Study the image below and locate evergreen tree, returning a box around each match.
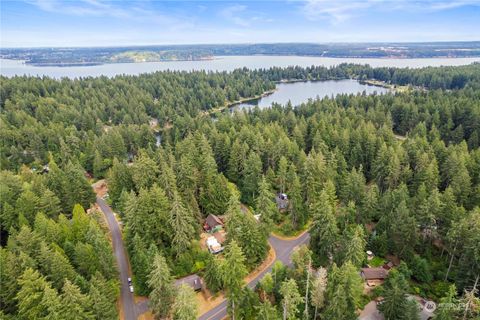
[255,176,278,233]
[106,158,133,207]
[89,272,118,320]
[389,200,418,259]
[241,151,263,205]
[170,191,196,257]
[15,188,40,225]
[131,150,159,190]
[337,225,366,267]
[286,164,304,229]
[16,268,52,320]
[379,271,419,320]
[148,253,175,319]
[433,285,458,320]
[304,149,327,206]
[41,284,63,320]
[37,188,62,218]
[324,262,363,320]
[221,240,248,320]
[310,189,338,265]
[276,156,288,194]
[226,195,268,266]
[172,284,198,320]
[311,267,328,320]
[204,256,223,293]
[59,280,93,320]
[255,300,279,320]
[279,278,302,320]
[63,162,96,213]
[38,242,77,290]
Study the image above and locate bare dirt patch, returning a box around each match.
[197,289,226,317]
[117,299,125,320]
[92,179,108,197]
[137,311,154,320]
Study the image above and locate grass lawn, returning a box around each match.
[273,219,311,238]
[369,256,387,267]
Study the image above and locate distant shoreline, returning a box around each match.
[2,53,480,68]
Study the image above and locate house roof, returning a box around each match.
[205,214,223,229]
[361,267,388,280]
[175,274,203,291]
[206,236,223,253]
[212,231,226,244]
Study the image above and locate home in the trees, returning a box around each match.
[175,274,204,292]
[361,267,389,287]
[203,214,224,233]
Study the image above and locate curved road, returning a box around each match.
[198,233,310,320]
[97,197,310,320]
[97,197,138,320]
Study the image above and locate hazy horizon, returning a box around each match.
[3,40,480,50]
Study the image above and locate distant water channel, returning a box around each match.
[231,79,391,111]
[1,56,479,78]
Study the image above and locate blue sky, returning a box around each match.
[1,0,480,47]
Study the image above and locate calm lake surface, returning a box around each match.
[232,79,390,111]
[1,56,479,78]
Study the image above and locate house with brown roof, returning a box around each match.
[361,267,389,280]
[361,267,389,288]
[175,274,203,292]
[203,214,224,232]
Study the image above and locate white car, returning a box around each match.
[129,285,134,293]
[127,277,132,285]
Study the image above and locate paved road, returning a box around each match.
[198,232,310,320]
[97,196,310,320]
[97,197,137,320]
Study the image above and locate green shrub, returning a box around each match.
[369,256,386,267]
[411,255,433,283]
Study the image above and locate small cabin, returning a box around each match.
[360,267,388,280]
[175,274,203,292]
[203,214,224,233]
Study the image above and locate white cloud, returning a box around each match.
[301,0,480,24]
[27,0,132,18]
[302,0,377,23]
[220,4,250,27]
[25,0,193,30]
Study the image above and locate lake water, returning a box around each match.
[1,56,479,78]
[231,79,391,111]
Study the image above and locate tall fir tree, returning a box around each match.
[170,191,196,258]
[255,175,278,234]
[172,284,198,320]
[148,253,175,319]
[279,278,302,320]
[310,189,338,265]
[221,240,248,320]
